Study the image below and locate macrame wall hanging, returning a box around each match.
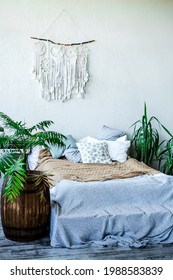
[31,9,95,102]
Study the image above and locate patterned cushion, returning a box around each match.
[99,125,125,141]
[78,136,130,163]
[64,148,82,163]
[77,142,112,164]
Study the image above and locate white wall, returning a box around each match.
[0,0,173,139]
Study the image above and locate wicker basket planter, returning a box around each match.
[1,171,50,242]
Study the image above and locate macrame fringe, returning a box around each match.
[32,40,89,102]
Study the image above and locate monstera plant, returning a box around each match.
[0,111,65,202]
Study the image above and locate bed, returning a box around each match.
[36,149,173,249]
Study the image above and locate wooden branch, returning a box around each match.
[30,36,95,46]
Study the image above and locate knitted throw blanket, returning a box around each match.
[36,149,160,186]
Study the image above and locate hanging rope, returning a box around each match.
[31,9,95,46]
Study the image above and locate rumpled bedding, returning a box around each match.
[36,149,159,185]
[50,173,173,248]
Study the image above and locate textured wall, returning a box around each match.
[0,0,173,139]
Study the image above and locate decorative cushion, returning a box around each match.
[27,146,43,170]
[65,135,78,149]
[48,144,65,159]
[64,148,82,163]
[99,125,126,141]
[76,142,112,164]
[77,136,130,163]
[105,140,130,162]
[48,135,77,158]
[116,135,127,141]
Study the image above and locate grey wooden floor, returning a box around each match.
[1,219,173,260]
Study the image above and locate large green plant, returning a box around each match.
[157,137,173,175]
[131,102,172,167]
[0,112,65,202]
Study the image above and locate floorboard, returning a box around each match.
[0,219,173,260]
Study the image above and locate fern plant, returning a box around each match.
[0,112,66,202]
[131,102,172,167]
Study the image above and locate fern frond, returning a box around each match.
[0,112,24,131]
[0,151,19,174]
[3,157,27,202]
[33,172,53,201]
[28,120,54,133]
[25,131,66,150]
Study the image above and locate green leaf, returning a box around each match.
[130,102,173,170]
[28,120,54,132]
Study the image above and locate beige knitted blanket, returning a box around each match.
[36,149,160,186]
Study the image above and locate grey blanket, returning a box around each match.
[50,173,173,248]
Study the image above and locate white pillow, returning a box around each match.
[116,135,127,142]
[76,142,112,164]
[105,140,130,162]
[27,146,42,170]
[77,136,130,163]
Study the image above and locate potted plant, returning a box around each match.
[130,102,172,167]
[0,111,66,241]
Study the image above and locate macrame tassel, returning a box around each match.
[32,40,89,102]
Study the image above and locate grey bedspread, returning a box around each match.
[50,173,173,248]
